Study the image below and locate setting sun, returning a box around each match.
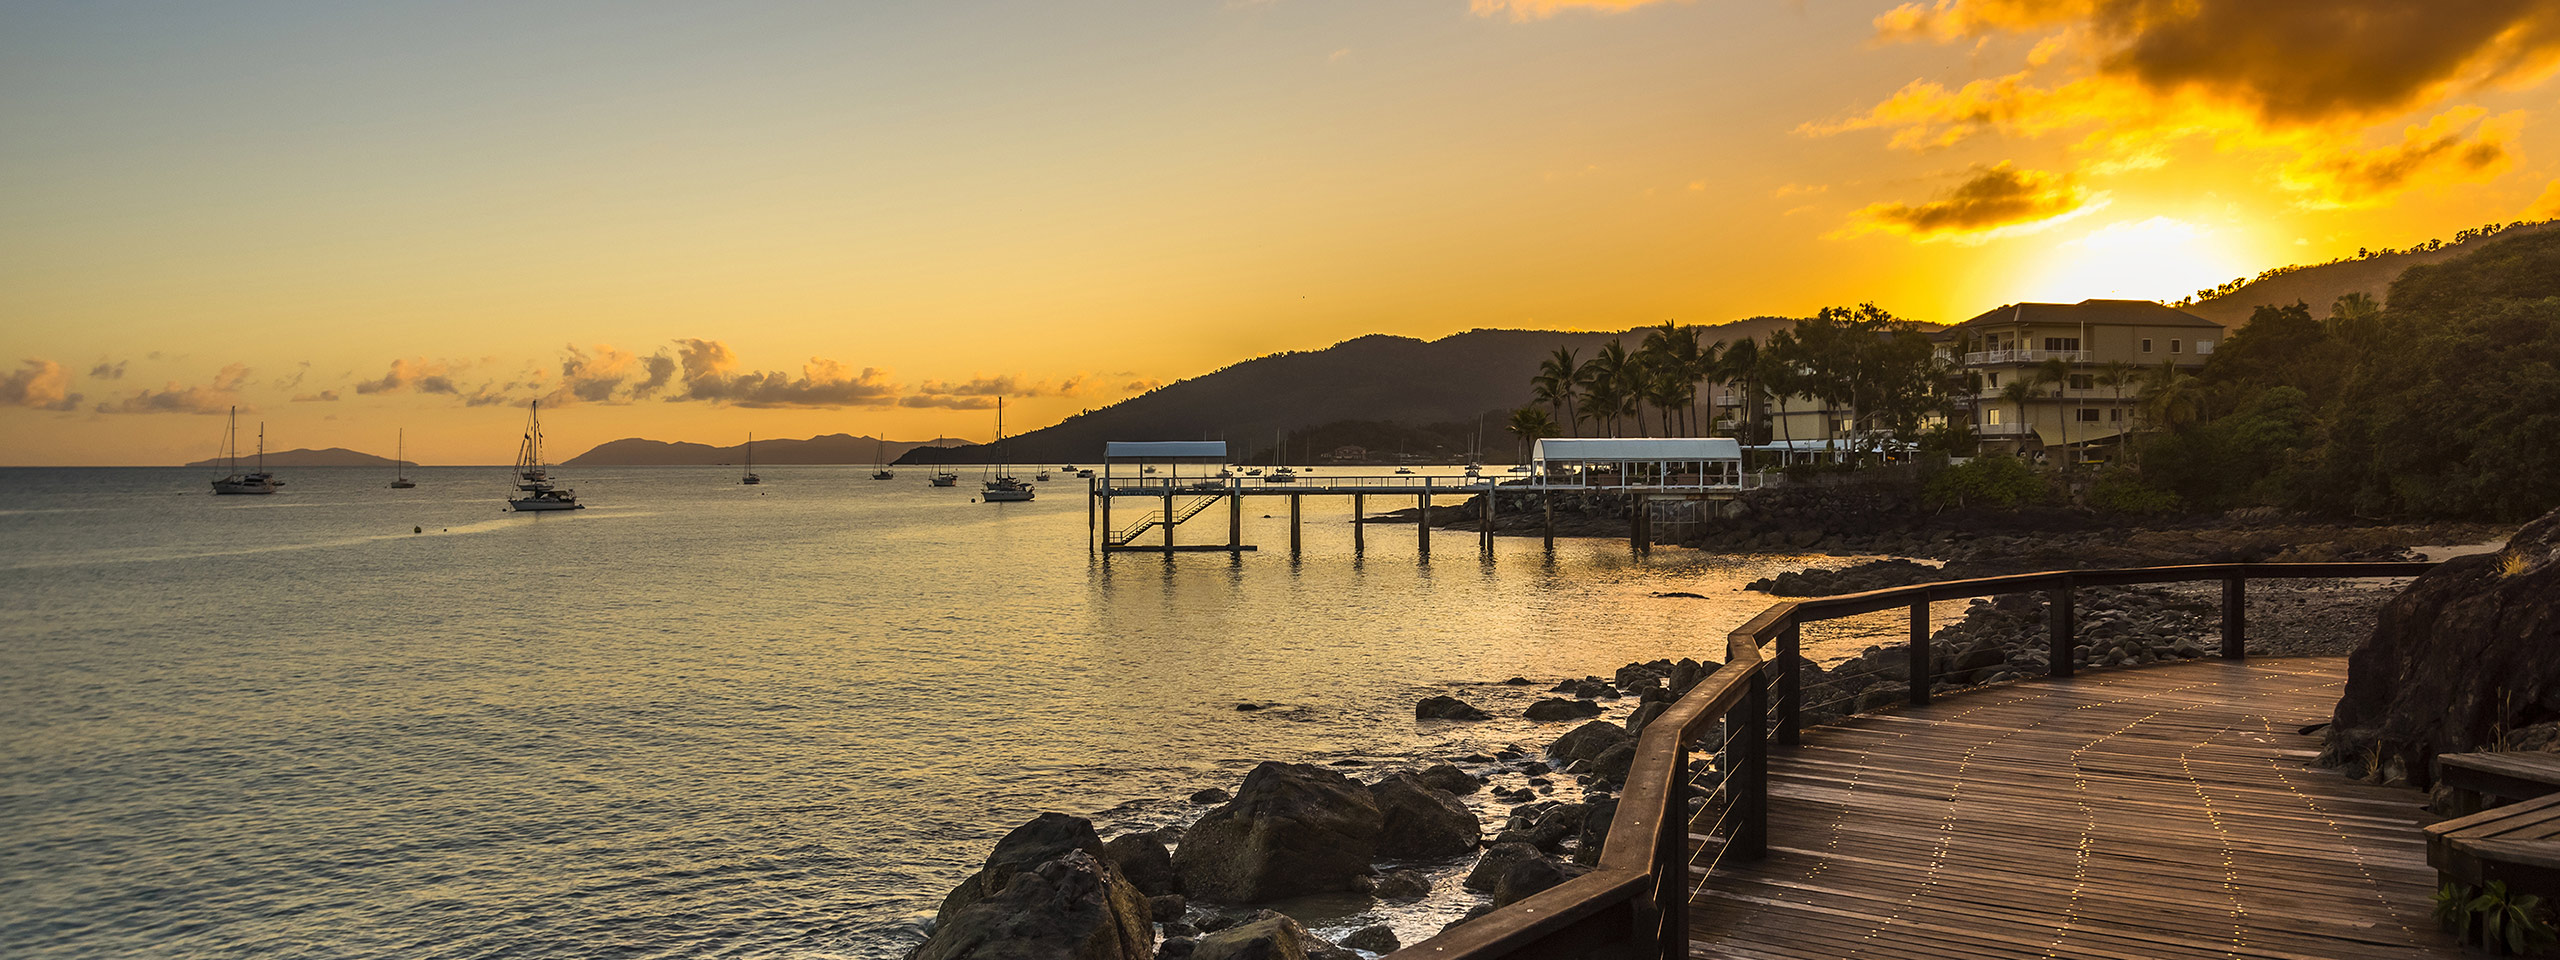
[2011,217,2257,305]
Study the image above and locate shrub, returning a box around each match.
[1922,456,2049,510]
[2089,467,2183,515]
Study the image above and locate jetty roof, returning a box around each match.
[1533,437,1741,462]
[1102,441,1229,461]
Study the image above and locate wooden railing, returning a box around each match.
[1386,560,2437,960]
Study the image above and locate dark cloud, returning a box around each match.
[2,359,83,411]
[292,390,342,402]
[98,363,250,414]
[898,395,1001,410]
[89,360,127,381]
[2281,108,2518,207]
[1843,162,2093,240]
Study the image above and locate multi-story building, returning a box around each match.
[1946,298,2221,459]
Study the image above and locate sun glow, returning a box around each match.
[2014,217,2253,305]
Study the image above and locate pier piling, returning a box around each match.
[1352,494,1365,553]
[1288,494,1302,556]
[1418,480,1432,558]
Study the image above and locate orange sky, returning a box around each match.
[6,0,2560,464]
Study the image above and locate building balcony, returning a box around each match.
[1975,421,2036,436]
[1965,348,2091,365]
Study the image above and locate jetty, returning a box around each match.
[1392,561,2463,960]
[1088,438,1764,555]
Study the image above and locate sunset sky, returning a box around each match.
[7,0,2560,465]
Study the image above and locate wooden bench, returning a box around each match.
[2427,791,2560,895]
[2436,751,2560,816]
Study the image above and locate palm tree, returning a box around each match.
[1997,379,2039,455]
[1714,338,1762,442]
[1584,340,1636,437]
[1533,348,1584,438]
[1506,406,1559,462]
[2095,360,2137,454]
[2036,357,2072,465]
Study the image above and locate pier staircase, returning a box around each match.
[1108,494,1223,547]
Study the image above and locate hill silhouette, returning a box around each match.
[563,434,964,466]
[2183,220,2557,329]
[897,320,1793,466]
[184,447,398,468]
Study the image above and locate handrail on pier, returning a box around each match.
[1384,559,2437,960]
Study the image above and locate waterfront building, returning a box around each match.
[1945,299,2221,461]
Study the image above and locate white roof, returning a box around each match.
[1533,437,1741,461]
[1746,438,1916,452]
[1103,441,1230,461]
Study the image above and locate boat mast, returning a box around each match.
[256,422,266,474]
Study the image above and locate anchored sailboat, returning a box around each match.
[871,432,895,480]
[506,401,584,512]
[740,432,761,485]
[210,407,280,495]
[390,429,416,488]
[981,397,1033,502]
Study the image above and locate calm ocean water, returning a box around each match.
[0,465,1908,959]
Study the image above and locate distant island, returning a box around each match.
[562,433,965,466]
[183,447,405,468]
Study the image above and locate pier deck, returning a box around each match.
[1689,657,2463,960]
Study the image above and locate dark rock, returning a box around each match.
[1463,841,1542,892]
[1574,796,1618,865]
[1587,741,1638,785]
[1546,721,1630,764]
[917,851,1155,960]
[1328,759,1365,766]
[2324,512,2560,786]
[1374,869,1432,901]
[1190,788,1232,805]
[1191,913,1356,960]
[1503,676,1535,686]
[1568,680,1618,700]
[1416,763,1478,795]
[1491,857,1569,907]
[1104,834,1181,898]
[1416,695,1493,721]
[935,813,1111,930]
[1624,700,1669,737]
[1368,773,1480,860]
[1158,939,1196,960]
[1340,925,1399,954]
[1149,895,1187,922]
[1173,762,1383,902]
[1524,698,1603,722]
[1235,703,1263,712]
[1523,802,1587,851]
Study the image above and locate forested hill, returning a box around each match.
[564,434,964,466]
[2181,219,2557,329]
[899,319,1794,466]
[183,447,397,467]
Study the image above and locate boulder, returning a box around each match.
[1373,869,1432,902]
[1573,796,1617,865]
[1190,788,1232,805]
[1491,856,1569,907]
[1524,698,1603,722]
[1149,895,1187,922]
[1415,696,1491,721]
[1340,924,1399,954]
[1586,741,1638,785]
[1624,700,1669,737]
[1191,913,1356,960]
[2323,511,2560,786]
[936,813,1111,929]
[1173,762,1383,902]
[917,851,1156,960]
[1158,939,1196,960]
[1415,763,1479,795]
[1546,721,1630,764]
[1104,834,1181,897]
[1368,773,1481,860]
[1463,841,1543,892]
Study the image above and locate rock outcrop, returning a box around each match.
[917,850,1156,960]
[2323,511,2560,785]
[934,813,1113,929]
[1368,773,1481,860]
[1174,762,1382,902]
[1416,695,1492,721]
[1524,698,1603,722]
[1546,721,1629,765]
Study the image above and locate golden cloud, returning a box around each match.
[2279,108,2521,209]
[2,359,82,411]
[1468,0,1682,22]
[2531,179,2560,218]
[98,363,249,415]
[1837,162,2097,242]
[354,357,463,396]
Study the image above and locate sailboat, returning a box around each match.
[739,432,762,485]
[871,433,895,480]
[506,401,584,512]
[981,397,1033,502]
[210,407,280,495]
[390,429,416,488]
[927,435,960,486]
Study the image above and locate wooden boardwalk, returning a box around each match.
[1689,658,2462,960]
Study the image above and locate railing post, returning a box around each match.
[1908,599,1931,706]
[2048,574,2076,677]
[1777,620,1801,746]
[2222,574,2246,659]
[1736,675,1768,859]
[1660,741,1690,960]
